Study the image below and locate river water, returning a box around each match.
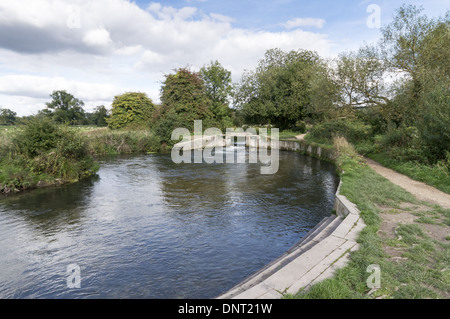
[0,150,339,299]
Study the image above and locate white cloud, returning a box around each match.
[115,45,143,56]
[83,28,113,47]
[0,0,335,115]
[0,75,122,112]
[284,17,326,29]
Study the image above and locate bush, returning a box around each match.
[152,109,185,145]
[107,92,154,130]
[356,107,387,135]
[12,118,97,181]
[417,82,450,163]
[309,119,373,145]
[13,117,62,158]
[355,141,378,155]
[375,125,426,162]
[85,129,162,155]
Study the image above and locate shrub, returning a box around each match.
[12,118,97,181]
[355,141,378,155]
[309,119,373,145]
[13,117,62,158]
[416,82,450,163]
[107,92,154,130]
[376,125,426,162]
[152,109,185,145]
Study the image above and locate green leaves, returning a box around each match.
[0,108,17,125]
[44,90,86,125]
[107,92,154,130]
[156,68,214,142]
[234,48,324,130]
[199,60,232,105]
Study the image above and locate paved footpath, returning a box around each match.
[217,208,365,299]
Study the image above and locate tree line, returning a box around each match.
[234,4,449,165]
[0,95,110,127]
[2,4,448,165]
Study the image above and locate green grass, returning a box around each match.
[285,137,450,299]
[278,130,303,140]
[368,152,450,195]
[412,206,450,227]
[83,128,162,156]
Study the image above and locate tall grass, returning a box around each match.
[83,129,162,156]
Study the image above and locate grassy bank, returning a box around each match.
[286,137,450,299]
[0,123,168,194]
[0,121,100,194]
[367,152,450,195]
[81,128,163,156]
[304,119,450,196]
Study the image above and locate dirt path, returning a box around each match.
[365,158,450,209]
[295,134,450,209]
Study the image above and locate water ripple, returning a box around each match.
[0,151,338,299]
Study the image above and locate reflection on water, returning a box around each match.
[0,151,339,299]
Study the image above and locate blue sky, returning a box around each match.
[133,0,448,50]
[0,0,448,116]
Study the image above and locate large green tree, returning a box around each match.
[378,5,449,125]
[335,48,388,109]
[90,105,110,127]
[107,92,154,129]
[199,60,234,129]
[43,90,86,125]
[154,67,214,142]
[234,48,322,130]
[0,108,17,125]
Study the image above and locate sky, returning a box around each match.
[0,0,448,116]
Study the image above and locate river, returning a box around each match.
[0,150,339,299]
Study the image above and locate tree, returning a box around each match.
[91,105,109,127]
[305,59,343,123]
[0,108,17,125]
[414,16,450,162]
[199,60,234,129]
[44,90,86,125]
[343,4,450,164]
[107,92,154,129]
[155,67,214,141]
[378,5,449,126]
[234,48,322,130]
[335,48,389,109]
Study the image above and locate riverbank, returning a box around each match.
[286,135,450,299]
[0,127,162,194]
[2,125,449,298]
[0,122,100,194]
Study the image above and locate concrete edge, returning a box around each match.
[216,139,366,299]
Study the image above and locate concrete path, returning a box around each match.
[217,191,366,299]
